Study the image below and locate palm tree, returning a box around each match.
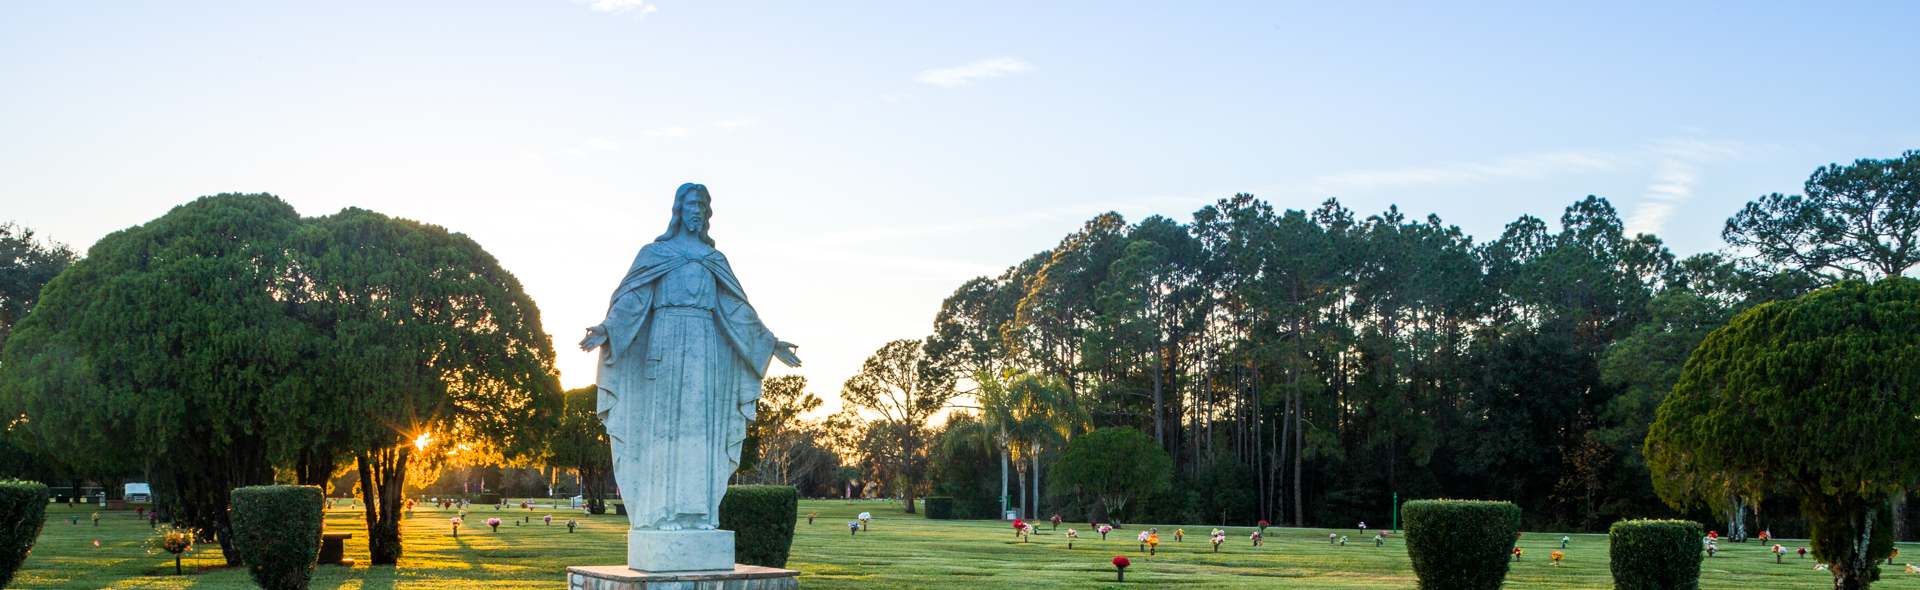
[950,369,1079,520]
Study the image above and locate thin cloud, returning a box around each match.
[588,138,619,150]
[570,0,657,18]
[644,126,691,138]
[1625,162,1697,237]
[714,118,755,130]
[915,57,1034,87]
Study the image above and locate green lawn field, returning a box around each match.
[9,499,1915,589]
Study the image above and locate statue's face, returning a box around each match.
[681,196,706,234]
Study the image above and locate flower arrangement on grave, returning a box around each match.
[1773,544,1786,563]
[808,510,818,525]
[1513,547,1523,560]
[451,517,463,538]
[1250,531,1263,547]
[91,512,99,526]
[1758,530,1770,542]
[487,517,502,532]
[1893,548,1903,566]
[1175,529,1184,542]
[544,514,553,525]
[1358,521,1367,532]
[1051,515,1062,531]
[1013,519,1026,536]
[1707,531,1718,541]
[1550,551,1565,567]
[1816,564,1829,571]
[848,521,860,535]
[1328,533,1338,544]
[1147,533,1160,553]
[1137,530,1151,551]
[1907,564,1920,574]
[1706,543,1718,558]
[1798,547,1808,559]
[1257,520,1269,533]
[1338,535,1347,547]
[1099,524,1113,540]
[858,512,872,531]
[147,512,157,528]
[1067,529,1078,549]
[1374,533,1385,547]
[158,529,194,575]
[1561,536,1570,548]
[1210,531,1226,552]
[567,519,577,533]
[1113,556,1131,582]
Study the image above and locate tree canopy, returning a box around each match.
[0,194,561,565]
[838,339,956,513]
[1647,277,1920,589]
[1725,150,1920,281]
[1049,426,1170,522]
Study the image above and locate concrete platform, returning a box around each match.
[567,564,799,590]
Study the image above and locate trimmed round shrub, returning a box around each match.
[1403,499,1520,590]
[924,496,955,520]
[0,481,50,589]
[718,485,798,568]
[230,485,325,590]
[1610,519,1703,590]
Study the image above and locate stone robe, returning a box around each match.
[595,240,776,531]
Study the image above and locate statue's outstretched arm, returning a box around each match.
[773,340,802,367]
[580,325,609,352]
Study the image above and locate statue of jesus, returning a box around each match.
[579,183,801,571]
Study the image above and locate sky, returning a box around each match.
[4,1,1919,418]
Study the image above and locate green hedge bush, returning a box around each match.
[1403,499,1520,590]
[1610,519,1703,590]
[230,485,325,590]
[924,496,955,520]
[475,492,502,505]
[0,481,50,589]
[718,485,798,568]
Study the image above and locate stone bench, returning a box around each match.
[319,532,355,566]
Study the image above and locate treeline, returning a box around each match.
[825,150,1920,534]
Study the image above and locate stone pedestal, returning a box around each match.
[629,530,734,572]
[319,531,354,566]
[567,565,799,590]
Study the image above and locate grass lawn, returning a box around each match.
[11,499,1920,589]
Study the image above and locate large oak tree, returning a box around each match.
[0,195,560,565]
[1647,278,1920,590]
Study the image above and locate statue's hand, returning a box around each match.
[580,325,609,352]
[773,340,802,367]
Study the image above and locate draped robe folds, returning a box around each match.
[595,240,776,531]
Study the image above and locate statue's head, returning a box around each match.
[655,183,715,246]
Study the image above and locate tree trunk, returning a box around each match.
[1293,383,1303,528]
[1013,453,1029,520]
[357,445,412,565]
[1730,497,1749,542]
[295,448,336,494]
[1834,507,1878,590]
[1032,445,1041,520]
[999,446,1009,518]
[1895,491,1910,543]
[1152,342,1164,447]
[899,474,917,514]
